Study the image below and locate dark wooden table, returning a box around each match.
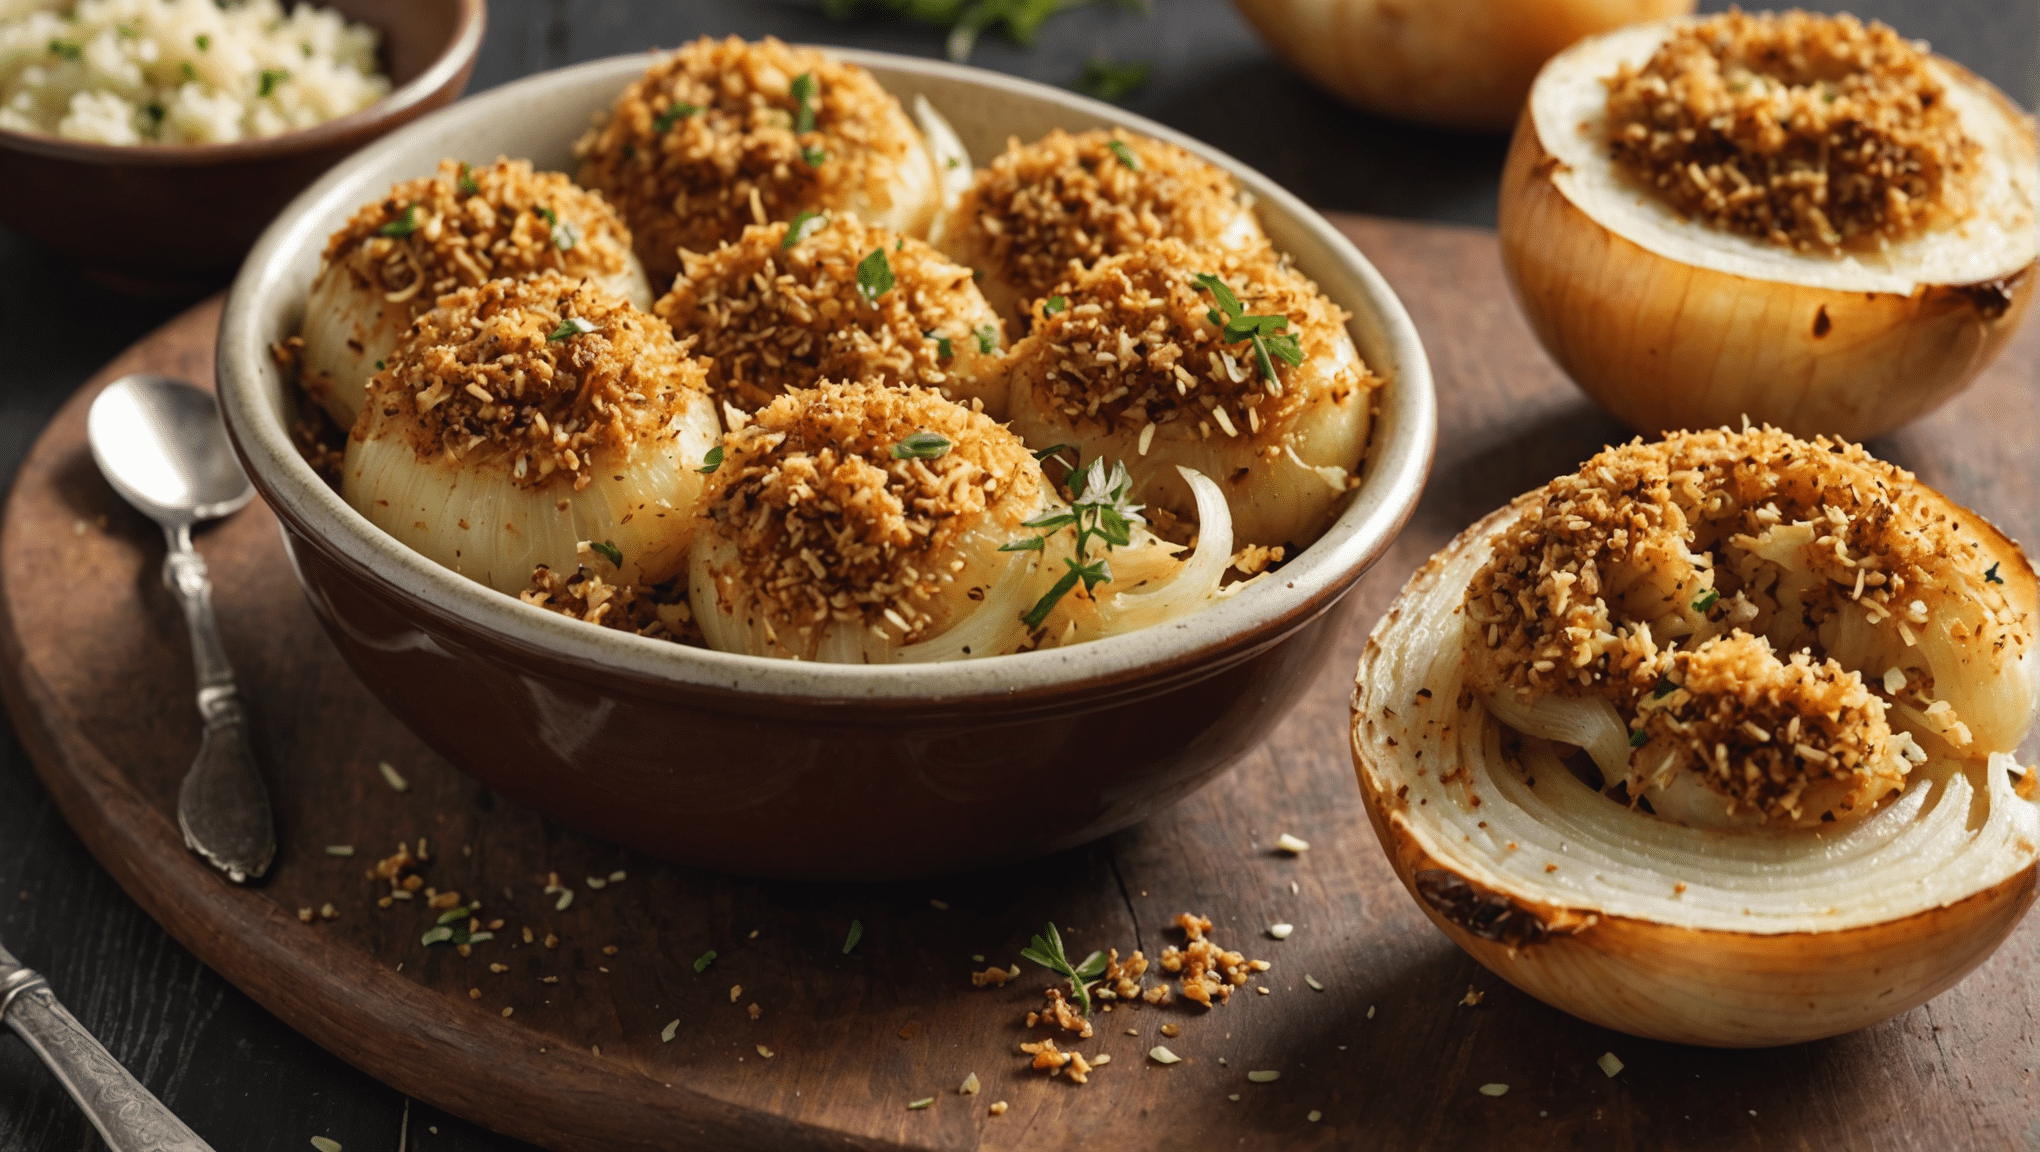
[0,2,2031,1149]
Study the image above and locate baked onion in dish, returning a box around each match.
[300,158,651,432]
[687,380,1231,663]
[1500,11,2037,441]
[652,213,1008,418]
[1231,0,1695,132]
[938,128,1270,327]
[1351,425,2040,1047]
[1000,238,1376,550]
[575,36,942,286]
[343,274,721,594]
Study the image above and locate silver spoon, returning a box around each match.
[87,373,274,883]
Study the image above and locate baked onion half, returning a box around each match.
[343,274,720,594]
[1351,426,2040,1047]
[1499,12,2037,441]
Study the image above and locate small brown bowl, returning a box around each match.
[216,52,1437,881]
[0,0,483,294]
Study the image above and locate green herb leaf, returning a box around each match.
[48,39,82,61]
[856,248,894,303]
[1019,921,1104,1014]
[435,906,471,926]
[1194,273,1304,382]
[1106,138,1140,171]
[802,144,828,167]
[1043,295,1068,316]
[547,316,597,342]
[652,101,700,132]
[925,331,953,360]
[891,431,953,460]
[259,68,289,97]
[377,205,420,237]
[843,919,864,954]
[144,100,165,124]
[906,1097,936,1110]
[783,209,827,249]
[791,72,820,134]
[180,60,197,83]
[1076,57,1152,102]
[1650,676,1678,699]
[1031,443,1077,469]
[1691,588,1721,613]
[1629,729,1650,748]
[536,205,578,251]
[998,535,1046,552]
[373,359,385,370]
[693,949,717,973]
[1985,561,2004,585]
[194,33,210,51]
[974,324,997,354]
[301,42,313,58]
[420,926,454,946]
[456,162,479,195]
[697,445,724,474]
[590,540,623,569]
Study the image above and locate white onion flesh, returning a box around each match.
[1047,466,1235,643]
[1533,20,2039,296]
[342,391,718,595]
[912,95,974,248]
[301,258,654,432]
[1356,503,2040,935]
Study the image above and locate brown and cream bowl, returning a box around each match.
[214,51,1436,881]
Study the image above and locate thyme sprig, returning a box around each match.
[999,455,1144,628]
[1193,272,1303,384]
[1019,922,1108,1015]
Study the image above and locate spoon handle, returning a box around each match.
[163,525,275,882]
[2,961,216,1151]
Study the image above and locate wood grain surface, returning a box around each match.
[3,214,2036,1152]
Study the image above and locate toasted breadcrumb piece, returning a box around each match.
[1018,1037,1093,1084]
[1024,987,1095,1039]
[655,214,1003,414]
[576,37,935,283]
[521,556,701,645]
[971,965,1012,988]
[1155,913,1268,1008]
[359,274,708,491]
[944,128,1269,321]
[1604,11,1979,252]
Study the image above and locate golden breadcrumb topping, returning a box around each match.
[320,158,635,304]
[1604,11,1980,252]
[653,214,1001,413]
[697,380,1041,642]
[575,37,930,282]
[1464,425,2031,823]
[521,552,701,645]
[1633,634,1901,822]
[358,274,708,490]
[1008,238,1369,444]
[1155,913,1271,1009]
[949,128,1268,313]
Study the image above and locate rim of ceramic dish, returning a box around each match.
[217,48,1438,706]
[0,0,484,165]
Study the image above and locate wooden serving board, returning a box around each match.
[4,215,2037,1152]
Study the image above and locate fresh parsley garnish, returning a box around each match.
[180,60,197,84]
[974,324,997,354]
[652,101,700,132]
[791,72,820,134]
[1193,272,1303,383]
[258,68,289,97]
[782,209,826,249]
[373,359,386,370]
[1106,138,1140,171]
[802,144,828,167]
[1985,562,2004,585]
[48,39,82,61]
[891,431,953,460]
[547,316,597,342]
[590,540,623,569]
[536,205,577,251]
[144,101,165,124]
[857,248,894,303]
[377,205,421,237]
[693,949,716,973]
[1043,295,1068,316]
[1019,922,1109,1015]
[697,445,724,474]
[1076,56,1151,102]
[925,331,953,360]
[1650,676,1678,699]
[906,1097,936,1111]
[1001,457,1144,628]
[1031,443,1077,470]
[456,162,479,196]
[1629,729,1650,748]
[1691,588,1721,613]
[843,919,864,954]
[194,33,210,51]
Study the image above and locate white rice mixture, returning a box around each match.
[0,0,389,145]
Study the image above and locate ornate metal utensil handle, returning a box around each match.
[1,961,215,1151]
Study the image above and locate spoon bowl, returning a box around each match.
[88,375,254,529]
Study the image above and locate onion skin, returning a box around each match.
[1231,0,1693,133]
[1497,72,2038,442]
[1352,505,2040,1048]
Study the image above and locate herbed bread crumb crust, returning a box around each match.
[947,128,1268,315]
[575,37,931,283]
[1008,237,1368,445]
[654,213,1001,413]
[1463,425,2027,822]
[358,273,709,491]
[697,380,1041,644]
[1603,10,1980,253]
[320,158,635,305]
